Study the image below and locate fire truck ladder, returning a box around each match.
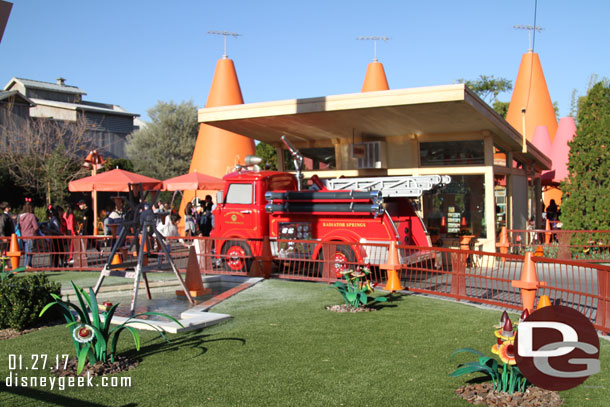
[325,175,451,198]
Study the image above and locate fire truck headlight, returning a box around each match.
[297,232,303,239]
[288,228,295,234]
[282,227,288,234]
[297,225,303,232]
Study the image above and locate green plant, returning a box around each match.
[40,281,183,374]
[449,313,529,394]
[0,255,26,281]
[0,273,61,330]
[332,266,387,308]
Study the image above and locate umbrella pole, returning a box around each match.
[92,165,98,236]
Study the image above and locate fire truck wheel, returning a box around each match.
[221,240,253,273]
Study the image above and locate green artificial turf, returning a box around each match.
[0,279,608,406]
[41,271,178,291]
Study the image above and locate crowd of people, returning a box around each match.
[0,194,217,269]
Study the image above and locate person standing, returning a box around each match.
[77,199,94,249]
[46,206,63,268]
[17,203,39,268]
[63,206,76,264]
[184,202,196,237]
[0,202,14,252]
[200,195,215,237]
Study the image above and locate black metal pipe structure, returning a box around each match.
[265,190,381,202]
[266,203,383,214]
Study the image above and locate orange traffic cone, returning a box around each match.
[536,294,552,310]
[544,219,551,244]
[6,233,21,270]
[511,252,547,313]
[534,246,544,257]
[176,246,211,297]
[440,216,447,234]
[496,227,509,260]
[381,241,404,292]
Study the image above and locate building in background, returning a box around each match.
[3,77,138,158]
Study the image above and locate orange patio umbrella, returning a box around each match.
[162,170,224,191]
[68,168,163,192]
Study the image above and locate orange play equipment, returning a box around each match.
[361,61,389,92]
[180,56,256,221]
[6,233,21,269]
[176,245,211,297]
[511,252,547,313]
[381,240,404,291]
[506,52,558,144]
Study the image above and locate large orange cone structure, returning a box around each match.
[511,252,547,313]
[6,233,21,269]
[381,241,404,291]
[361,61,389,92]
[506,52,558,144]
[180,57,256,222]
[177,245,211,297]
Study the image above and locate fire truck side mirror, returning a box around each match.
[216,190,224,205]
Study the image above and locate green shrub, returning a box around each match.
[0,274,61,330]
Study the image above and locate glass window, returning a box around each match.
[225,184,253,204]
[423,175,486,239]
[420,141,484,166]
[283,148,336,170]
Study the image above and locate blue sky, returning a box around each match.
[1,0,608,122]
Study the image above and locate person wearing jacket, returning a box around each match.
[17,203,39,268]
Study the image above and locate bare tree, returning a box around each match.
[0,112,98,205]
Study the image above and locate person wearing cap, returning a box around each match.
[0,201,14,252]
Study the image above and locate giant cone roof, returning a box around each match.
[506,52,558,144]
[361,61,389,92]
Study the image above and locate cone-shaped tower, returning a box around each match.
[542,117,577,207]
[181,57,256,219]
[506,52,558,143]
[531,126,552,157]
[551,117,576,182]
[361,61,389,92]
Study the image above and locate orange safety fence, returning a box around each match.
[1,235,609,334]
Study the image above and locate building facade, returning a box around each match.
[3,77,138,158]
[197,84,551,252]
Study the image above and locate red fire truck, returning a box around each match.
[210,137,450,273]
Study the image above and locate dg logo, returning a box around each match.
[515,305,601,391]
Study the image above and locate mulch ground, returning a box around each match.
[325,304,377,313]
[455,383,563,406]
[52,355,139,377]
[0,320,63,341]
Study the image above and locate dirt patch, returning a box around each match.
[455,382,563,406]
[326,304,377,313]
[0,320,63,341]
[52,355,139,377]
